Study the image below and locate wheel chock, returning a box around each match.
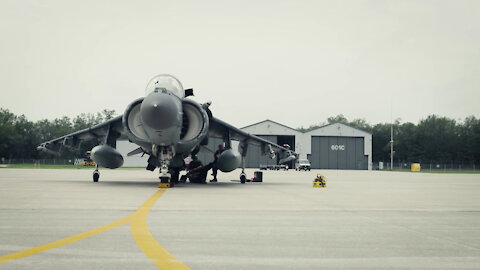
[158,183,172,188]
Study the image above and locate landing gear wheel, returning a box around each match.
[160,177,170,183]
[93,170,100,182]
[240,173,246,184]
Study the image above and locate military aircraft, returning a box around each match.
[38,74,296,185]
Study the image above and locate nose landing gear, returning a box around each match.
[154,145,175,188]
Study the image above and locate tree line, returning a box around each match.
[0,108,115,160]
[1,108,479,164]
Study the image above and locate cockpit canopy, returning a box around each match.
[145,74,184,98]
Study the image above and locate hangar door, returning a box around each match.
[245,135,277,168]
[310,136,367,170]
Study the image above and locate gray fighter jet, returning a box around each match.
[38,74,296,184]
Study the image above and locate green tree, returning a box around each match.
[0,109,18,159]
[415,115,458,163]
[371,123,391,162]
[395,122,420,162]
[348,118,372,132]
[459,116,480,162]
[12,115,38,158]
[327,114,348,124]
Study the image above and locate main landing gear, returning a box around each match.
[240,172,246,184]
[239,142,248,184]
[93,164,100,182]
[240,154,247,184]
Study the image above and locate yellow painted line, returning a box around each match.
[130,189,191,270]
[0,188,190,270]
[0,215,131,264]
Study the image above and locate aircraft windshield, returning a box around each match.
[145,74,184,98]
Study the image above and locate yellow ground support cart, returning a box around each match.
[83,151,96,166]
[411,163,421,172]
[313,173,326,188]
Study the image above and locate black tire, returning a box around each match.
[160,177,170,183]
[240,174,246,184]
[93,172,99,182]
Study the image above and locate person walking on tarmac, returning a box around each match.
[211,144,225,182]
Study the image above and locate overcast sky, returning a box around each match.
[0,0,479,129]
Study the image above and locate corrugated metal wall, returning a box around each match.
[245,135,277,168]
[197,137,224,165]
[310,136,367,169]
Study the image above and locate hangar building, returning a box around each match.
[117,120,372,170]
[241,120,372,170]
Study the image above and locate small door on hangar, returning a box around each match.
[310,136,367,169]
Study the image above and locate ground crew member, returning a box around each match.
[187,158,214,184]
[211,144,225,182]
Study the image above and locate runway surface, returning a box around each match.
[0,168,479,269]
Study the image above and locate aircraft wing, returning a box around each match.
[208,116,297,162]
[37,116,125,155]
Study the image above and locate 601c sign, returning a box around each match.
[331,145,345,151]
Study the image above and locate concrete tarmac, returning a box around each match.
[0,168,479,269]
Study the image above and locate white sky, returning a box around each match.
[0,0,479,129]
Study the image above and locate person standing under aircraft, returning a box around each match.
[211,144,225,182]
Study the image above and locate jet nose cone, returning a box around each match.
[140,92,181,129]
